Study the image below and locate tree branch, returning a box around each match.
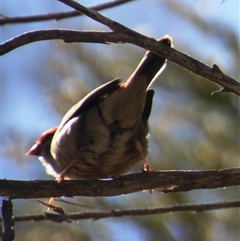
[1,30,240,95]
[1,0,239,95]
[0,168,239,199]
[0,200,14,241]
[0,30,116,54]
[58,0,240,95]
[2,200,239,223]
[57,0,138,33]
[0,0,133,25]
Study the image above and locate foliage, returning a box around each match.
[2,0,239,240]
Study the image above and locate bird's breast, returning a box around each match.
[51,106,149,179]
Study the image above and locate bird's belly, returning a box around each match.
[67,147,144,179]
[65,129,148,179]
[51,107,148,179]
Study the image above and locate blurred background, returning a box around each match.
[1,0,239,240]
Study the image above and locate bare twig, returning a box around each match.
[0,168,239,199]
[0,0,133,25]
[4,200,240,223]
[57,0,139,34]
[1,0,240,95]
[58,0,240,95]
[0,30,116,55]
[1,29,239,95]
[1,1,239,95]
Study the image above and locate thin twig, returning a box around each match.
[0,168,240,199]
[0,0,133,25]
[57,0,141,35]
[6,200,240,223]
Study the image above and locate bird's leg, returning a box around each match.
[47,160,76,211]
[135,140,154,194]
[56,159,76,183]
[48,197,55,206]
[47,195,59,212]
[37,199,65,215]
[134,140,152,172]
[47,197,65,213]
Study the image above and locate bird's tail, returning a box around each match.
[126,35,172,87]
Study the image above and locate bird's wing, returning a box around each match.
[58,78,121,130]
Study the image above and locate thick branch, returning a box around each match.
[0,30,115,54]
[58,0,240,95]
[1,30,239,95]
[0,0,133,25]
[0,168,239,199]
[6,200,240,223]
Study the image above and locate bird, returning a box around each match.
[27,35,172,182]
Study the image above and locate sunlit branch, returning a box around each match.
[0,168,239,199]
[1,29,239,95]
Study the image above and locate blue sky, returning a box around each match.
[1,0,239,179]
[1,0,239,178]
[1,1,239,240]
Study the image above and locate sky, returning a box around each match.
[1,0,239,240]
[1,0,239,178]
